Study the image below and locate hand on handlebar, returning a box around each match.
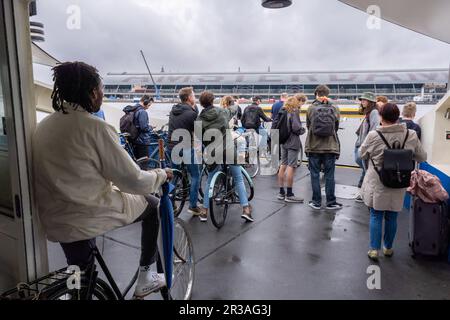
[164,168,174,181]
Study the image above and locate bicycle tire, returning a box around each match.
[209,172,228,229]
[169,218,195,300]
[198,165,209,201]
[240,166,255,202]
[170,169,188,217]
[44,278,117,300]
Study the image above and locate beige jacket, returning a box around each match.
[33,104,167,243]
[359,124,427,212]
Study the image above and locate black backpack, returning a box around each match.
[120,107,139,141]
[371,130,414,189]
[242,106,259,129]
[274,109,290,145]
[311,104,337,137]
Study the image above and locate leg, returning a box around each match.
[278,165,287,189]
[308,154,322,205]
[354,147,365,188]
[133,144,149,160]
[369,208,383,250]
[286,148,299,191]
[383,211,398,250]
[135,195,160,267]
[186,149,201,209]
[60,239,96,271]
[202,165,220,209]
[286,166,296,189]
[323,154,337,205]
[230,165,249,207]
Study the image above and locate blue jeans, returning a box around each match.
[173,149,201,209]
[308,153,337,206]
[354,147,366,188]
[369,208,398,250]
[203,165,249,209]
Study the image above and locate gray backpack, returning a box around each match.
[311,104,337,137]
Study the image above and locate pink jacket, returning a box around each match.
[408,170,449,203]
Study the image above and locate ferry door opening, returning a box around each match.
[0,0,48,292]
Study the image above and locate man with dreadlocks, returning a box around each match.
[33,61,171,298]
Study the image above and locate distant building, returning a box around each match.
[102,68,449,103]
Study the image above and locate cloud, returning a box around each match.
[35,0,450,75]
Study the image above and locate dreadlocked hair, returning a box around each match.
[51,61,102,114]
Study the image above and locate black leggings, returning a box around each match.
[60,195,160,269]
[133,144,149,160]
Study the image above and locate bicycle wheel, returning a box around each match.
[240,166,255,202]
[168,218,195,300]
[198,165,209,201]
[169,169,188,217]
[44,278,117,300]
[209,172,228,229]
[243,160,259,178]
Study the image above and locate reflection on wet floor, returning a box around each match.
[47,167,450,300]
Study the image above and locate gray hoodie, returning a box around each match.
[355,109,380,148]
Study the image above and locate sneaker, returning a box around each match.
[188,207,202,216]
[368,250,379,261]
[198,208,208,222]
[277,193,286,201]
[241,206,254,222]
[285,195,304,203]
[133,267,166,298]
[355,193,364,203]
[326,202,344,210]
[383,247,394,257]
[308,201,321,210]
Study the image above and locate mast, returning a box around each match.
[140,50,160,100]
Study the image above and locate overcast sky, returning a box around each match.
[34,0,450,76]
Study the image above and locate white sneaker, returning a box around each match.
[133,266,166,298]
[355,193,364,203]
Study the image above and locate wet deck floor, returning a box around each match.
[48,167,450,300]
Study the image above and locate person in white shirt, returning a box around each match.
[33,61,172,298]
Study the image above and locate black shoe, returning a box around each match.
[326,202,343,210]
[308,201,321,210]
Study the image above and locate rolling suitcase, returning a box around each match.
[409,197,450,257]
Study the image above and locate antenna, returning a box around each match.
[140,50,160,100]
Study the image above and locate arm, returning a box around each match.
[368,110,380,132]
[137,110,152,133]
[241,109,247,127]
[359,131,375,161]
[291,112,303,136]
[99,125,167,195]
[411,130,427,163]
[237,106,242,120]
[306,106,312,129]
[334,106,341,132]
[259,107,272,122]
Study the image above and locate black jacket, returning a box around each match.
[241,103,271,130]
[168,103,199,148]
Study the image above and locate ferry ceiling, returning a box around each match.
[265,0,450,44]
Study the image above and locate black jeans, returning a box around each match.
[60,195,160,269]
[133,144,149,160]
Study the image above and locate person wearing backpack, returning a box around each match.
[305,85,342,210]
[277,95,306,203]
[241,96,272,134]
[121,95,154,159]
[354,92,380,202]
[359,103,426,260]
